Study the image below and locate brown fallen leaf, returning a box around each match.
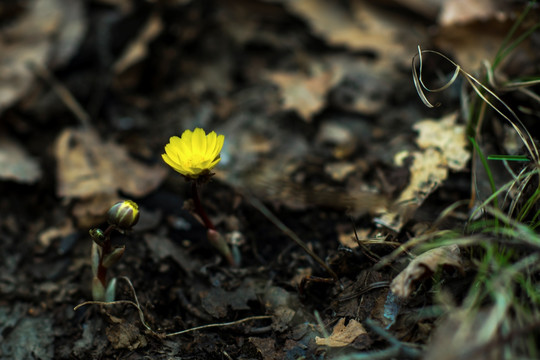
[434,0,520,70]
[423,307,504,360]
[106,321,147,350]
[268,67,339,121]
[55,127,166,199]
[285,0,421,67]
[55,127,166,226]
[414,113,470,171]
[391,244,463,299]
[376,113,470,232]
[113,12,163,74]
[439,0,508,26]
[315,318,368,347]
[0,136,42,183]
[249,337,280,360]
[0,0,86,114]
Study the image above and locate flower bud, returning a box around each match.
[107,200,140,231]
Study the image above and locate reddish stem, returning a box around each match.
[96,225,115,287]
[191,182,216,230]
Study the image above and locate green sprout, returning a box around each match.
[90,200,139,302]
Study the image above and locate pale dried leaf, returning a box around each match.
[315,318,367,347]
[376,113,469,231]
[268,68,339,121]
[113,13,163,74]
[71,194,121,229]
[54,127,167,199]
[249,337,279,360]
[0,0,85,114]
[391,244,462,298]
[49,0,86,68]
[286,0,421,66]
[439,0,507,26]
[434,20,512,70]
[424,308,504,360]
[376,148,448,231]
[324,162,356,182]
[0,136,42,183]
[106,322,147,350]
[415,113,470,171]
[38,219,74,248]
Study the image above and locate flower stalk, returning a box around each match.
[191,181,216,230]
[162,128,237,266]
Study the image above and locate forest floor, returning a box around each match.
[1,1,540,359]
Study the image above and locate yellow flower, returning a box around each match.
[162,128,225,179]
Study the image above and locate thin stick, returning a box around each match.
[74,276,156,334]
[29,62,91,128]
[75,277,270,337]
[248,197,339,282]
[165,315,272,337]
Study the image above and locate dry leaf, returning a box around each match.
[376,113,469,231]
[0,0,86,114]
[391,244,463,298]
[315,318,368,347]
[424,307,504,360]
[439,0,507,26]
[0,136,42,183]
[324,162,356,182]
[249,337,280,360]
[113,13,163,74]
[286,0,421,66]
[71,194,121,229]
[38,219,74,248]
[268,68,339,121]
[415,113,470,171]
[434,0,516,71]
[106,321,147,350]
[54,127,167,199]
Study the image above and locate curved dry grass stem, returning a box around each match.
[74,277,271,338]
[412,46,540,165]
[74,276,156,334]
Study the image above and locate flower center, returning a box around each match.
[183,154,205,169]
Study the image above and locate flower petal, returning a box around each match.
[162,128,225,179]
[162,153,188,175]
[208,156,221,169]
[181,129,193,147]
[205,131,217,158]
[192,128,206,154]
[164,143,183,165]
[210,134,225,160]
[170,136,191,157]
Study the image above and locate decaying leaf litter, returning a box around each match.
[1,0,539,359]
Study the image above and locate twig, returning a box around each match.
[165,315,272,337]
[248,197,339,282]
[75,276,271,338]
[29,62,91,128]
[74,276,156,335]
